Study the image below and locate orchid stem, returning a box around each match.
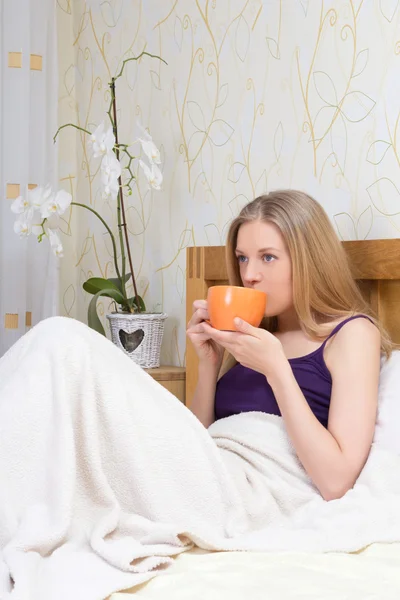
[109,78,141,312]
[71,202,122,283]
[53,124,91,144]
[114,52,167,82]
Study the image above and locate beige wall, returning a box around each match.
[57,0,400,366]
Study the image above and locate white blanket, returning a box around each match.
[0,317,399,600]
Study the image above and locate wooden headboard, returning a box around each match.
[185,239,400,405]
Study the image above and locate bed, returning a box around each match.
[112,239,400,600]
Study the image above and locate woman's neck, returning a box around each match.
[276,309,301,333]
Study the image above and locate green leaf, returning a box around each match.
[107,273,131,293]
[83,277,124,300]
[87,288,125,336]
[127,295,146,312]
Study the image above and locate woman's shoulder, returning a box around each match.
[321,314,376,337]
[324,314,380,358]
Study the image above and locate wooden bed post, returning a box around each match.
[186,246,230,406]
[186,247,209,407]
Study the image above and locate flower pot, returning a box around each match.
[106,312,168,368]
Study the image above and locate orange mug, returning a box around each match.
[207,285,267,331]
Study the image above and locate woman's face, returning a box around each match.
[235,220,294,318]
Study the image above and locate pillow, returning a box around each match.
[374,349,400,454]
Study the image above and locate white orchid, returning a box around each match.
[136,124,161,164]
[11,194,32,215]
[41,189,72,219]
[90,122,115,158]
[29,185,53,211]
[139,138,161,164]
[48,229,64,258]
[139,160,163,190]
[13,215,32,237]
[101,152,122,199]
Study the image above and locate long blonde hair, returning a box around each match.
[222,190,393,373]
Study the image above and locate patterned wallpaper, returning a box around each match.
[56,0,400,366]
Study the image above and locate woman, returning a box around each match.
[187,189,393,501]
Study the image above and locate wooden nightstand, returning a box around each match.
[145,366,186,404]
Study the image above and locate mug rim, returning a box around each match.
[208,285,266,297]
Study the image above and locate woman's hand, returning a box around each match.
[201,317,287,378]
[186,300,224,370]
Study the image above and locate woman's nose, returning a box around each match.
[243,261,262,283]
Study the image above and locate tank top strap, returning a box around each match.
[319,314,374,350]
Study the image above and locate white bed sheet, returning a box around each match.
[112,544,400,599]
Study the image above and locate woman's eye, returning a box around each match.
[237,255,247,264]
[263,254,276,263]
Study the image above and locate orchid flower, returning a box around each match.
[29,185,53,211]
[41,189,72,219]
[10,194,32,216]
[139,160,163,190]
[13,215,33,237]
[101,152,122,199]
[136,124,161,164]
[90,122,116,158]
[48,229,64,258]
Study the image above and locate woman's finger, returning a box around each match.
[187,308,209,328]
[201,323,239,345]
[192,299,208,313]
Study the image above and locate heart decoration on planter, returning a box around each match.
[118,328,145,353]
[107,312,168,368]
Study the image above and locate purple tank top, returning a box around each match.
[214,315,373,428]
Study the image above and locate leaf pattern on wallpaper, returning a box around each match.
[217,83,229,109]
[208,119,234,146]
[357,206,373,240]
[100,0,123,27]
[313,71,338,106]
[228,162,246,183]
[228,194,248,217]
[150,70,161,90]
[366,140,392,165]
[333,212,357,241]
[340,91,376,123]
[204,223,222,245]
[298,0,309,16]
[187,101,206,131]
[274,122,284,162]
[352,49,369,78]
[235,15,250,62]
[367,178,400,216]
[255,170,268,197]
[174,16,183,51]
[312,106,337,141]
[177,228,193,250]
[57,0,72,15]
[76,48,86,82]
[379,0,400,22]
[175,264,185,303]
[63,284,76,316]
[266,37,280,59]
[64,64,75,96]
[330,112,348,173]
[187,130,207,161]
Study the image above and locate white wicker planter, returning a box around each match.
[106,312,168,368]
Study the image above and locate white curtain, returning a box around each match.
[0,0,59,356]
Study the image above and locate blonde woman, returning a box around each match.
[187,189,394,501]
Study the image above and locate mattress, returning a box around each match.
[111,544,400,599]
